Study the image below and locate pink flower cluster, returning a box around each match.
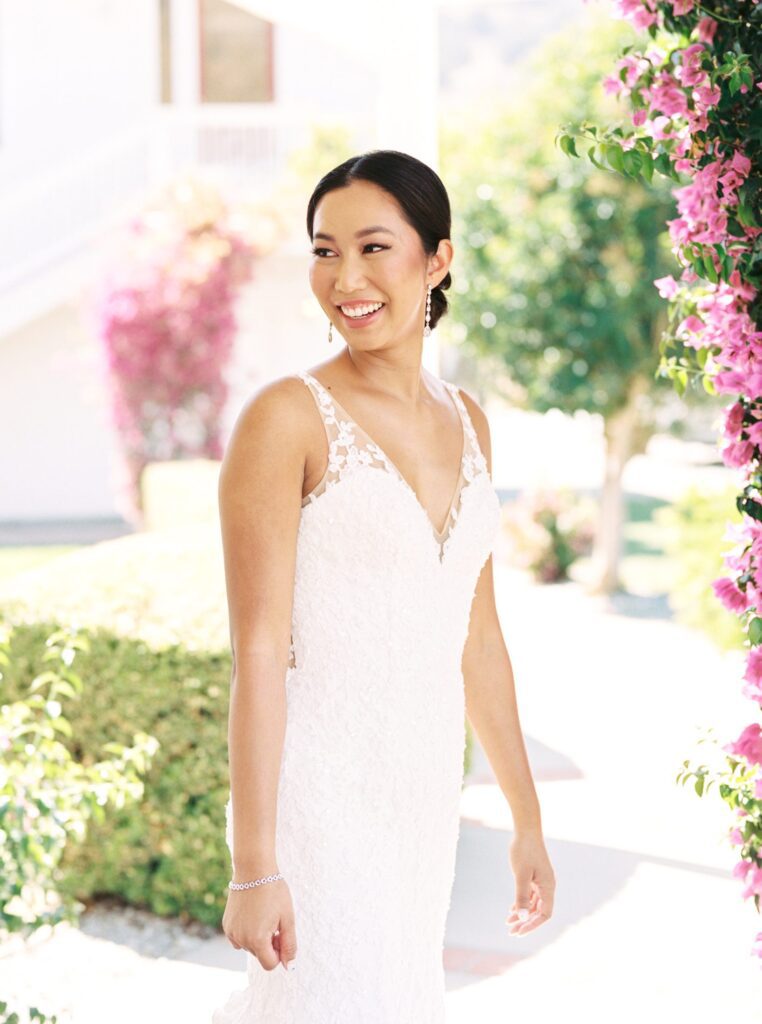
[93,184,256,521]
[614,0,708,30]
[669,152,753,247]
[606,43,722,158]
[607,0,762,962]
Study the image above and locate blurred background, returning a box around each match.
[1,1,758,1022]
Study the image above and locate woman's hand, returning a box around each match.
[221,877,298,971]
[505,830,556,936]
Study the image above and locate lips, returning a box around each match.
[337,303,385,327]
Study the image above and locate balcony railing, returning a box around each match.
[0,102,313,328]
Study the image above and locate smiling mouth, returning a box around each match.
[337,302,386,322]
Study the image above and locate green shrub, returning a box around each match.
[0,525,236,925]
[654,483,746,650]
[2,620,232,927]
[0,622,157,1024]
[0,1000,59,1023]
[500,486,597,582]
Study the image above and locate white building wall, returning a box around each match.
[0,301,121,520]
[0,0,159,184]
[273,23,376,125]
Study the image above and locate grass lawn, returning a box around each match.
[0,546,82,582]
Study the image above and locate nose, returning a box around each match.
[333,255,368,296]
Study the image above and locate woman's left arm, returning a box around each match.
[458,388,556,936]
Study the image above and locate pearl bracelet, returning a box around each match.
[229,872,284,891]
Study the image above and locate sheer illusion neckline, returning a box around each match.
[301,371,467,544]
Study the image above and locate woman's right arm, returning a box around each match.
[217,376,309,969]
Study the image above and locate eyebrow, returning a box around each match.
[312,226,396,242]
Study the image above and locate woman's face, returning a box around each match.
[308,178,450,350]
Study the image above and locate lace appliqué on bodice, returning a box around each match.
[287,370,490,670]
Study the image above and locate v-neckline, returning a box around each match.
[303,372,467,544]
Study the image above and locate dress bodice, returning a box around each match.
[286,371,501,674]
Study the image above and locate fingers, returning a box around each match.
[277,914,298,972]
[506,902,550,935]
[250,932,282,971]
[226,928,297,972]
[506,883,554,936]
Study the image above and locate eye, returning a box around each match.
[310,243,389,257]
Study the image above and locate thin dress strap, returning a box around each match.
[442,381,489,484]
[296,370,390,507]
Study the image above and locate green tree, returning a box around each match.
[441,9,706,593]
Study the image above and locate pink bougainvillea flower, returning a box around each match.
[723,400,746,439]
[697,16,718,44]
[723,723,762,766]
[653,275,679,299]
[733,857,752,880]
[712,577,752,613]
[676,43,706,88]
[730,827,745,845]
[740,865,762,900]
[603,74,625,96]
[720,439,756,468]
[615,0,659,30]
[755,777,762,799]
[743,647,762,703]
[677,315,705,335]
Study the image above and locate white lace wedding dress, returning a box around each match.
[212,369,501,1023]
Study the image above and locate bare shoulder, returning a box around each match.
[453,384,492,471]
[219,374,316,493]
[223,373,317,453]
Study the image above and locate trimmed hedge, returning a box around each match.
[3,618,232,927]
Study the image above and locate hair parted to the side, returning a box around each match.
[306,149,452,331]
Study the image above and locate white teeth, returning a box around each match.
[340,302,383,318]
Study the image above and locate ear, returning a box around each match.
[427,238,453,287]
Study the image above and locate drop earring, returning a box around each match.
[423,283,432,338]
[328,319,333,343]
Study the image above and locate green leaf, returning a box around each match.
[703,253,719,283]
[738,495,762,522]
[738,203,759,228]
[622,148,643,178]
[640,151,654,184]
[654,152,673,177]
[749,617,762,645]
[605,143,625,174]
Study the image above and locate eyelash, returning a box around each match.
[311,244,389,257]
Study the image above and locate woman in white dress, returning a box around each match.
[213,149,555,1023]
